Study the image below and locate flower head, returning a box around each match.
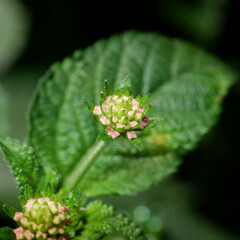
[85,77,153,146]
[13,198,70,240]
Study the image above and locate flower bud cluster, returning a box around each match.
[93,94,149,139]
[13,198,70,240]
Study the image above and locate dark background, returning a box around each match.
[0,0,239,239]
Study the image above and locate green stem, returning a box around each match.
[63,141,106,190]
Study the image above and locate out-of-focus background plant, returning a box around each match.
[0,0,239,239]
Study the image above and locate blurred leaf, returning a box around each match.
[28,31,236,196]
[0,0,29,73]
[2,204,17,218]
[0,136,43,194]
[75,201,146,240]
[0,84,10,136]
[0,227,15,240]
[160,0,229,45]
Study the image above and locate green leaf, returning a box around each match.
[2,204,17,218]
[0,136,44,194]
[130,138,143,148]
[144,118,158,130]
[0,227,15,240]
[62,190,80,207]
[140,93,151,105]
[104,80,112,96]
[44,183,53,197]
[76,201,146,240]
[83,99,94,112]
[23,184,34,199]
[28,31,236,196]
[119,75,132,95]
[97,131,113,141]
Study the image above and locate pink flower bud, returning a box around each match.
[20,217,28,227]
[139,108,144,112]
[132,99,139,105]
[135,112,143,120]
[24,230,34,240]
[129,121,138,127]
[63,206,69,211]
[25,199,35,210]
[93,106,102,115]
[122,96,129,101]
[38,198,44,204]
[65,215,71,224]
[112,105,118,113]
[14,212,23,221]
[53,216,60,225]
[112,116,118,123]
[112,95,118,101]
[14,227,23,240]
[48,227,57,235]
[107,128,120,139]
[140,117,149,129]
[128,110,134,117]
[48,201,58,214]
[58,227,65,234]
[126,131,137,139]
[106,96,112,102]
[100,116,110,125]
[116,123,125,129]
[132,104,139,111]
[102,103,109,112]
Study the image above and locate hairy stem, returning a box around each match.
[63,141,106,190]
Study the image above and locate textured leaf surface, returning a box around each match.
[0,227,15,240]
[0,136,43,193]
[76,201,146,240]
[29,31,236,196]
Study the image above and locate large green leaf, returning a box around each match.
[0,227,15,240]
[0,136,44,193]
[76,201,146,240]
[28,31,236,196]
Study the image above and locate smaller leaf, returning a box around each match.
[2,204,17,218]
[140,93,151,105]
[63,190,80,207]
[19,195,27,206]
[0,136,43,193]
[83,98,94,112]
[130,138,143,148]
[44,183,53,197]
[100,91,106,101]
[97,131,113,141]
[144,105,151,115]
[144,118,158,130]
[0,227,15,240]
[24,184,34,200]
[119,76,132,95]
[104,80,112,96]
[76,200,146,240]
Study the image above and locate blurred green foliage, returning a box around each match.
[103,178,240,240]
[159,0,229,46]
[0,0,29,73]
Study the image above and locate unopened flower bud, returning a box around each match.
[13,198,70,240]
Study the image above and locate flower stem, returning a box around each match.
[63,141,106,190]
